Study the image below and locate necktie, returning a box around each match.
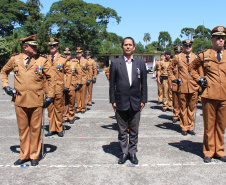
[25,57,31,68]
[186,55,189,63]
[51,55,54,62]
[217,50,221,62]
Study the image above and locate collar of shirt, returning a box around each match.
[23,53,29,60]
[124,55,134,63]
[213,49,223,58]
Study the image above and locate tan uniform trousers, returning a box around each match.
[157,83,163,103]
[173,91,180,120]
[76,84,87,112]
[15,106,43,160]
[179,92,198,131]
[202,98,226,158]
[87,81,93,105]
[64,90,76,121]
[48,93,64,132]
[162,78,172,110]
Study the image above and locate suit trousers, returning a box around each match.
[116,108,140,155]
[179,92,198,131]
[87,81,93,105]
[157,82,163,103]
[48,93,64,132]
[172,91,180,120]
[64,90,76,121]
[162,79,172,110]
[202,98,226,158]
[15,106,43,160]
[76,84,87,112]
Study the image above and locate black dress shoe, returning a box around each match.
[69,120,74,124]
[81,111,85,114]
[45,132,54,137]
[203,157,212,163]
[75,110,80,113]
[173,119,178,123]
[129,154,138,164]
[57,131,64,137]
[219,156,226,162]
[162,109,167,112]
[118,154,128,164]
[14,159,30,165]
[64,119,69,123]
[31,159,39,166]
[87,104,92,106]
[188,130,196,135]
[181,131,187,136]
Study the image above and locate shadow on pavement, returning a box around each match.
[101,123,118,131]
[149,100,158,104]
[150,106,162,110]
[102,142,121,158]
[155,122,181,133]
[168,140,203,158]
[158,114,172,121]
[109,115,116,119]
[44,125,71,132]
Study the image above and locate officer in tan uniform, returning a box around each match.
[189,26,226,163]
[45,37,72,137]
[157,51,172,111]
[75,47,92,113]
[154,54,165,104]
[168,40,200,135]
[171,46,182,123]
[105,66,110,81]
[85,50,97,106]
[1,35,55,166]
[63,47,82,124]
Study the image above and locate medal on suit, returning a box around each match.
[35,65,43,75]
[71,66,75,74]
[57,63,63,71]
[137,68,140,78]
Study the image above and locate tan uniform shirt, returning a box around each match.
[1,53,55,108]
[46,52,72,95]
[69,59,82,91]
[168,52,200,93]
[157,59,171,77]
[189,48,226,100]
[74,57,92,85]
[87,58,97,79]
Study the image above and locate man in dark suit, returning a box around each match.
[109,37,147,164]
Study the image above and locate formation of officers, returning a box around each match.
[1,25,226,166]
[0,35,97,166]
[155,26,226,163]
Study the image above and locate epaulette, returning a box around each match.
[11,53,19,57]
[61,54,66,58]
[39,54,47,58]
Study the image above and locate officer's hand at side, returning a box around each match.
[3,86,13,96]
[198,77,207,89]
[63,87,69,94]
[75,84,82,92]
[43,97,54,108]
[86,80,91,86]
[93,78,96,83]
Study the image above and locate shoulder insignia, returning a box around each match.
[61,54,66,58]
[66,61,70,65]
[11,53,19,57]
[39,54,47,59]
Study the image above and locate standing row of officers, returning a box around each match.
[1,35,97,166]
[154,26,226,163]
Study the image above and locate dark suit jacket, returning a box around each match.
[109,56,147,111]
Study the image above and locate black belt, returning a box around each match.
[161,76,168,80]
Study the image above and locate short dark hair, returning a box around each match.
[121,37,135,47]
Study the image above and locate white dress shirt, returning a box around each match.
[124,56,133,86]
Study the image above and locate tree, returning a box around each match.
[193,25,211,40]
[23,0,44,35]
[143,33,151,45]
[158,31,172,50]
[0,38,10,68]
[134,42,145,53]
[173,38,182,46]
[40,0,121,54]
[0,0,27,37]
[180,27,195,39]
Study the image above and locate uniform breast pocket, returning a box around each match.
[14,65,19,74]
[204,61,211,71]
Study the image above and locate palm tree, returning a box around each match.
[143,33,151,45]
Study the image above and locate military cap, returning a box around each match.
[75,47,83,53]
[165,50,171,55]
[182,39,193,46]
[63,47,72,54]
[174,46,183,52]
[85,50,92,55]
[48,37,60,45]
[211,26,226,36]
[20,34,38,46]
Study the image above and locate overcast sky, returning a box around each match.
[21,0,226,45]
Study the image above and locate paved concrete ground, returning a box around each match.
[0,71,226,185]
